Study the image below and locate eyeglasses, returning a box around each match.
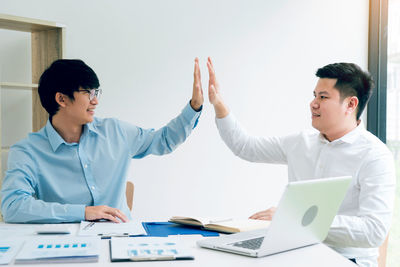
[79,88,102,101]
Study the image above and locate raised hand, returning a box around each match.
[207,57,229,118]
[207,57,221,105]
[190,57,204,111]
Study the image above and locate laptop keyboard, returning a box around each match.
[231,237,265,250]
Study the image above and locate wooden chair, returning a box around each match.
[378,235,389,267]
[125,181,134,211]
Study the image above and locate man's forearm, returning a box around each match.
[1,196,85,223]
[132,102,201,158]
[213,101,229,119]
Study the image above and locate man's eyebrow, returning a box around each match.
[314,91,329,95]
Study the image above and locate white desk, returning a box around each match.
[0,223,356,266]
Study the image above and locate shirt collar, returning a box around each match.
[87,120,100,135]
[45,119,66,152]
[339,121,365,144]
[45,119,99,152]
[318,121,365,145]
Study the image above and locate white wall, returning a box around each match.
[0,0,369,220]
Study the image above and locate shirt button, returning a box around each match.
[84,164,88,168]
[91,186,95,190]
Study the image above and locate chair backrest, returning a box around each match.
[378,235,389,267]
[126,181,134,211]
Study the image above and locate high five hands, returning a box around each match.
[192,57,273,222]
[190,57,229,118]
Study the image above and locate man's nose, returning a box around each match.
[90,96,99,105]
[310,98,318,108]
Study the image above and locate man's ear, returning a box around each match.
[55,92,67,108]
[346,96,359,116]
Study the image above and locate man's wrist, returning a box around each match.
[190,100,203,112]
[214,102,229,118]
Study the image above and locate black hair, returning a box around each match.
[38,59,100,117]
[315,63,374,120]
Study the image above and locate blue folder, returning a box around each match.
[142,222,219,237]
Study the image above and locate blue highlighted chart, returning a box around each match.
[110,237,194,261]
[14,237,100,264]
[36,242,87,249]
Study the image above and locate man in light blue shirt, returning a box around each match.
[1,59,203,223]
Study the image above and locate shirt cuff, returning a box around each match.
[66,204,86,222]
[182,101,202,129]
[189,100,203,112]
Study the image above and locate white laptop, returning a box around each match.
[197,176,351,257]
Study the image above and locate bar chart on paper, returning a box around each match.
[110,237,195,261]
[15,237,101,264]
[36,241,88,249]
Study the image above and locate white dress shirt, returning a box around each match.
[216,113,396,267]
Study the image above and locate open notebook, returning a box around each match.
[169,216,270,233]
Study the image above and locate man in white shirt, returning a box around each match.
[206,57,395,266]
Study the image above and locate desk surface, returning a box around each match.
[0,222,356,267]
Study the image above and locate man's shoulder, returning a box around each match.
[7,129,49,165]
[353,129,392,157]
[11,127,47,151]
[358,129,389,149]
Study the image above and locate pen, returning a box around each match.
[99,233,130,238]
[83,222,95,230]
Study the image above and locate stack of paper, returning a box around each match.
[14,236,100,264]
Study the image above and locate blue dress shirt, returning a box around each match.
[1,103,201,223]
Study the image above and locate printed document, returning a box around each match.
[110,237,194,261]
[78,221,146,238]
[14,236,100,264]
